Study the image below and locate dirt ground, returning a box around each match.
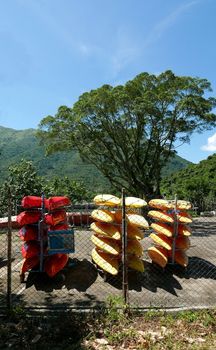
[0,216,216,311]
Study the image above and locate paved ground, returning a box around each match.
[0,216,216,310]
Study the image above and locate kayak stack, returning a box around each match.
[44,196,71,278]
[17,195,72,278]
[90,194,149,275]
[147,199,192,268]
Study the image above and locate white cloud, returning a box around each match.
[77,43,103,57]
[201,133,216,151]
[110,1,200,78]
[110,27,140,77]
[78,44,90,56]
[143,0,201,49]
[111,46,138,75]
[16,0,79,54]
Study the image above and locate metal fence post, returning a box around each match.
[39,192,45,272]
[121,188,128,305]
[172,194,178,263]
[7,187,12,311]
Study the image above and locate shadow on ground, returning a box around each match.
[0,257,15,269]
[25,258,98,293]
[98,256,216,296]
[17,258,105,309]
[23,256,216,300]
[102,262,182,296]
[191,220,216,237]
[171,256,216,280]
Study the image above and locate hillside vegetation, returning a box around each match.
[0,126,109,191]
[161,153,216,210]
[0,126,191,193]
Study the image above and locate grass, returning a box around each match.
[0,301,216,349]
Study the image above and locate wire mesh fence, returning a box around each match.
[0,227,7,308]
[0,193,216,312]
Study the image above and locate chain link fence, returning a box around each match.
[0,193,216,312]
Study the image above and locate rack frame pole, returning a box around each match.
[121,188,129,305]
[171,194,178,264]
[7,187,12,310]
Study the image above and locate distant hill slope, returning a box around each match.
[0,126,109,191]
[161,154,192,177]
[0,126,191,190]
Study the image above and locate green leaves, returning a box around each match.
[0,160,43,215]
[44,176,93,204]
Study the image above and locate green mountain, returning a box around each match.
[161,154,192,177]
[0,126,109,190]
[0,126,191,191]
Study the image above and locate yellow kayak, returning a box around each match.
[149,199,192,210]
[90,221,121,240]
[92,248,119,275]
[148,246,168,268]
[91,209,115,223]
[93,194,121,207]
[128,255,144,272]
[91,234,120,255]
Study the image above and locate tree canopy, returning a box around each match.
[38,70,216,198]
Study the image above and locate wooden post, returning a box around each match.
[7,187,12,310]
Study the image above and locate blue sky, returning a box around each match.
[0,0,216,163]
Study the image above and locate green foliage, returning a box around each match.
[105,295,128,323]
[7,159,42,196]
[104,327,137,346]
[0,159,42,215]
[144,309,164,320]
[38,70,216,198]
[102,296,131,345]
[161,154,216,211]
[176,310,201,323]
[0,159,93,216]
[43,176,93,203]
[8,305,26,318]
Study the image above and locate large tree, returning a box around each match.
[38,70,216,198]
